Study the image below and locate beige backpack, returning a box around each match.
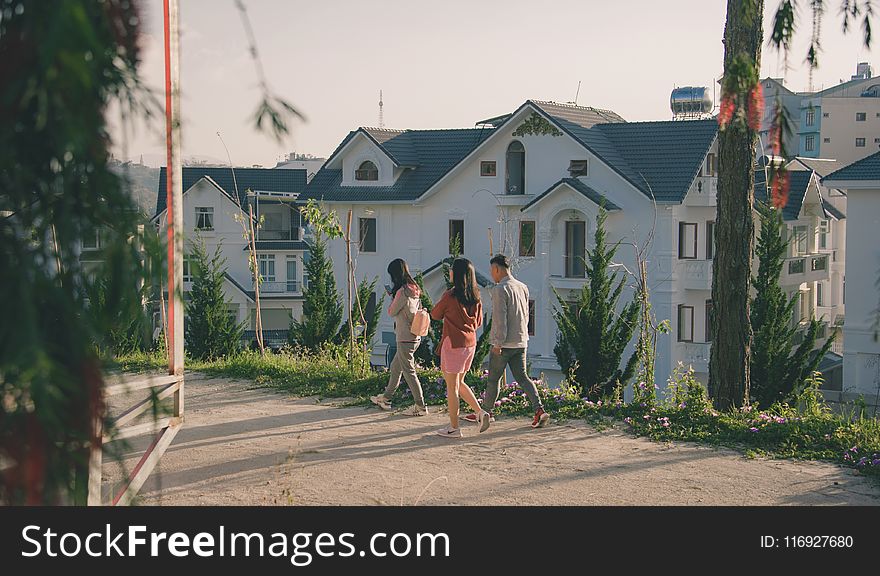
[410,300,431,337]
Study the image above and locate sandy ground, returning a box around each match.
[102,372,880,506]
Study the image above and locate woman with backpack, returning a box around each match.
[370,258,429,416]
[430,257,491,438]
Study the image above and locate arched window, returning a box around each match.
[355,160,379,181]
[506,141,525,195]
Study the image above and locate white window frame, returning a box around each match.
[805,135,815,152]
[677,305,694,343]
[817,219,830,250]
[195,206,214,231]
[286,255,298,292]
[257,253,276,282]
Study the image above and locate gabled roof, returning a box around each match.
[307,100,717,205]
[521,178,621,213]
[821,198,846,220]
[755,169,816,221]
[223,273,255,303]
[823,151,880,183]
[302,128,494,203]
[421,259,493,288]
[155,167,307,217]
[787,157,848,177]
[527,101,717,202]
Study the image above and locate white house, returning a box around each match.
[152,167,308,348]
[823,152,880,402]
[302,100,723,390]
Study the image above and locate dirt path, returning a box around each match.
[103,372,880,506]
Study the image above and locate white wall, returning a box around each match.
[843,187,880,397]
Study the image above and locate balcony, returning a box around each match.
[260,280,300,294]
[681,259,712,291]
[780,253,830,285]
[549,274,587,291]
[684,176,717,207]
[258,228,302,241]
[678,342,710,373]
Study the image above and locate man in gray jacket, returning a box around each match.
[479,253,549,431]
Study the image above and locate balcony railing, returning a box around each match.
[258,229,301,241]
[678,342,710,373]
[781,253,830,285]
[681,259,712,290]
[260,280,300,293]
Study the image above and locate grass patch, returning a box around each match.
[114,350,880,481]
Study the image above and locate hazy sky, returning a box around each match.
[110,0,878,167]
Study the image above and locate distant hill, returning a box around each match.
[111,162,160,216]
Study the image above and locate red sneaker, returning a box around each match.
[531,408,550,428]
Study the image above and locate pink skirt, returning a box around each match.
[440,337,476,374]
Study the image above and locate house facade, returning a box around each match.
[152,167,308,347]
[302,99,852,393]
[823,152,880,402]
[758,63,880,166]
[303,100,723,390]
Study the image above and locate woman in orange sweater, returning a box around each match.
[430,258,491,438]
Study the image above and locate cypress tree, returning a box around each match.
[185,238,245,360]
[750,203,834,406]
[289,234,343,350]
[553,209,639,398]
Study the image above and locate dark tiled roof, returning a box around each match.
[307,101,716,205]
[302,128,494,203]
[527,101,716,202]
[755,169,815,221]
[421,259,493,288]
[155,167,307,217]
[522,178,621,212]
[821,199,846,220]
[246,241,310,251]
[594,120,718,202]
[823,151,880,182]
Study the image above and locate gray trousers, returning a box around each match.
[485,347,543,413]
[383,339,426,408]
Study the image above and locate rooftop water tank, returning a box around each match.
[671,87,713,118]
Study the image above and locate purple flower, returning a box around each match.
[749,427,759,433]
[872,459,880,466]
[494,400,502,407]
[850,446,858,453]
[774,417,786,424]
[643,414,651,420]
[678,402,687,409]
[657,417,670,428]
[857,457,868,467]
[623,417,633,425]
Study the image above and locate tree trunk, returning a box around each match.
[709,0,763,410]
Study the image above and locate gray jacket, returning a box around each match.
[388,283,421,342]
[490,275,530,349]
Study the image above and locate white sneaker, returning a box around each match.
[435,427,463,438]
[402,405,428,416]
[370,395,392,411]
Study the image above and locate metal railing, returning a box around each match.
[261,280,300,293]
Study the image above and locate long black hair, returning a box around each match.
[387,258,416,297]
[451,257,480,309]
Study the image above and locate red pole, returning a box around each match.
[163,0,184,378]
[163,0,174,372]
